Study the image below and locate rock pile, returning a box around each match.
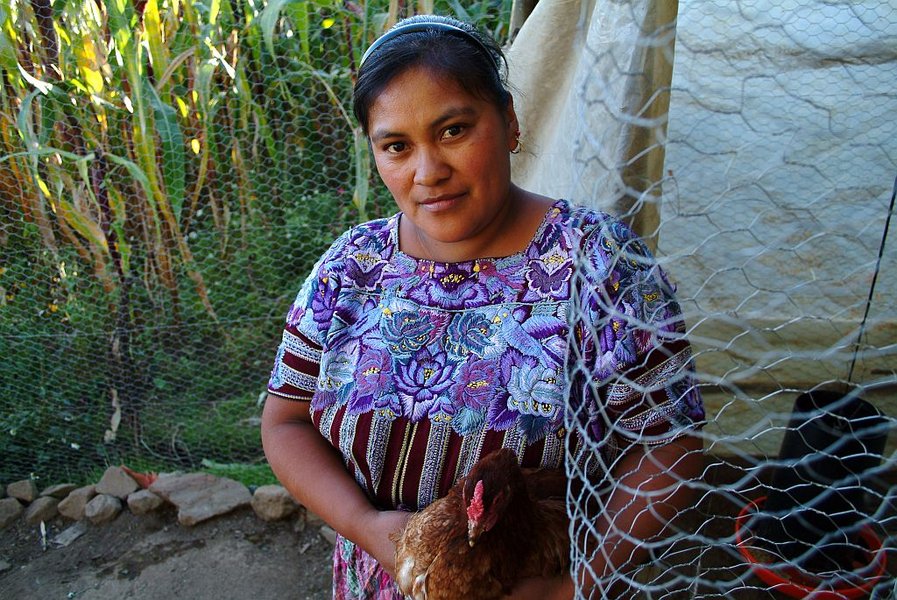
[1,467,336,544]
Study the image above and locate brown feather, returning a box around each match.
[393,449,571,600]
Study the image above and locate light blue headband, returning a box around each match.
[358,21,501,73]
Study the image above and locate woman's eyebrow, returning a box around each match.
[370,106,478,144]
[431,105,477,127]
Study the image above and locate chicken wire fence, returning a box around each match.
[0,0,895,597]
[560,1,897,598]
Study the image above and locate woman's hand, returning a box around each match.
[355,508,412,578]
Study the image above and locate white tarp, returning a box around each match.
[507,0,678,245]
[506,0,896,395]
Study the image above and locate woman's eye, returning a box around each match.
[442,125,464,139]
[385,142,406,154]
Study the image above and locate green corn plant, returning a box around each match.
[1,0,512,481]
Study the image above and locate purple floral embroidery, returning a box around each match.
[373,392,402,420]
[451,358,500,410]
[594,316,637,379]
[351,347,394,414]
[477,258,527,301]
[394,348,454,421]
[267,200,704,483]
[485,349,534,430]
[506,363,562,419]
[526,251,572,297]
[452,406,486,435]
[409,264,490,309]
[320,350,355,394]
[310,272,340,333]
[344,255,386,289]
[445,313,495,357]
[517,414,553,441]
[381,310,437,357]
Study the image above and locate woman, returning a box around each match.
[261,14,705,599]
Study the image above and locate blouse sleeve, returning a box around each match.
[573,215,705,450]
[266,232,348,401]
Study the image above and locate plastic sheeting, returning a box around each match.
[507,0,678,246]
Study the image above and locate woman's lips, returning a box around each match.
[420,192,465,211]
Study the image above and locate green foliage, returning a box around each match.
[201,459,279,487]
[1,0,512,485]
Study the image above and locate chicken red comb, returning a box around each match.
[466,480,485,522]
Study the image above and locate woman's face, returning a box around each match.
[367,66,518,260]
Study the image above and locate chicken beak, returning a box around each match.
[467,519,483,547]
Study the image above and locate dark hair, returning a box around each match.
[353,15,511,134]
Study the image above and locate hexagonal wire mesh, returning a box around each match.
[551,1,896,598]
[1,0,895,598]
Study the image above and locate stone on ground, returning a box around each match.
[95,466,139,499]
[84,494,123,524]
[0,497,24,529]
[6,479,38,503]
[127,489,165,515]
[150,473,251,526]
[251,485,299,521]
[24,496,59,525]
[57,485,97,521]
[40,483,77,499]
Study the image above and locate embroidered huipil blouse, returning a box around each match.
[267,200,704,512]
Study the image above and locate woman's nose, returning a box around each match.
[413,147,451,186]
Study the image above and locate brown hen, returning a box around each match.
[393,448,570,600]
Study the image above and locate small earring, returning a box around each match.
[511,131,522,154]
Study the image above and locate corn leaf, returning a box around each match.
[0,3,17,71]
[143,0,169,84]
[38,90,59,147]
[75,34,104,94]
[284,1,310,63]
[259,0,299,58]
[107,0,134,53]
[57,198,108,254]
[108,187,132,275]
[102,151,156,217]
[147,82,185,223]
[209,0,221,25]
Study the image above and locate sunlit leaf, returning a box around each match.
[107,0,133,51]
[144,0,169,82]
[17,64,54,95]
[259,0,300,58]
[75,35,104,94]
[57,198,109,253]
[175,96,189,118]
[147,83,185,223]
[0,3,17,71]
[284,1,310,63]
[209,0,221,25]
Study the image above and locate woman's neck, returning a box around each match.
[399,188,554,263]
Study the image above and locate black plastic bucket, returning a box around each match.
[751,390,887,568]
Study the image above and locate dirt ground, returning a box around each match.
[0,505,334,600]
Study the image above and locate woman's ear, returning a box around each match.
[505,96,519,152]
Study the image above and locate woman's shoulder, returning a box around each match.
[321,214,399,265]
[550,199,636,246]
[552,200,659,283]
